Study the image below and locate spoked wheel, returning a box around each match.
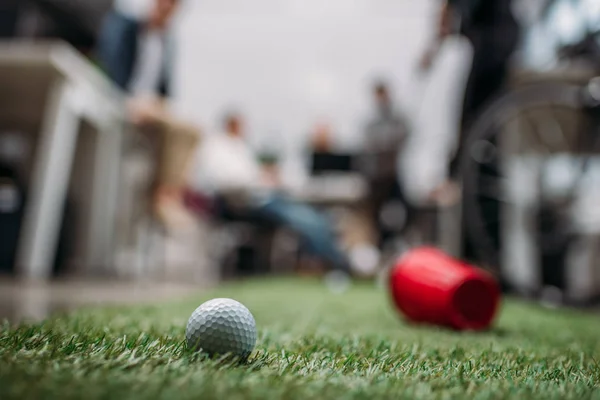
[460,80,600,291]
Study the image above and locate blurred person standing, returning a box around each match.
[96,0,200,231]
[361,81,411,248]
[420,0,521,261]
[191,112,352,275]
[421,0,520,182]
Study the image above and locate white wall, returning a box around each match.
[173,0,472,200]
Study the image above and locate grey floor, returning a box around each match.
[0,277,202,323]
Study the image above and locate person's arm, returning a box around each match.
[437,1,455,40]
[419,1,461,71]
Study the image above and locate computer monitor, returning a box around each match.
[310,151,355,175]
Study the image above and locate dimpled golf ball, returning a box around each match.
[186,298,257,359]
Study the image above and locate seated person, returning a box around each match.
[96,0,200,231]
[190,112,351,274]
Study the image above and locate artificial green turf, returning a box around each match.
[1,278,600,399]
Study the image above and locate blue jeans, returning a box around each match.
[255,195,349,271]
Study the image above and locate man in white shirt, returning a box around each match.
[191,113,351,274]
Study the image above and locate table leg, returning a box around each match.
[16,81,79,280]
[86,118,125,275]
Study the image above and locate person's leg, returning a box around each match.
[154,117,201,189]
[151,116,202,231]
[452,24,519,265]
[373,177,400,248]
[257,196,350,272]
[459,57,511,263]
[368,176,397,249]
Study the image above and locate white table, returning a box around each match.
[0,41,126,280]
[291,173,368,206]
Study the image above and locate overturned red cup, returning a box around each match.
[389,247,500,331]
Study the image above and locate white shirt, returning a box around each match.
[191,134,268,198]
[128,29,165,96]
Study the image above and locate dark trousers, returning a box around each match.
[451,24,520,263]
[449,23,520,177]
[369,175,412,248]
[217,194,350,272]
[257,195,349,271]
[0,0,20,37]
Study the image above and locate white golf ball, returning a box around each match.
[186,298,257,359]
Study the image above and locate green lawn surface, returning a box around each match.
[1,278,600,399]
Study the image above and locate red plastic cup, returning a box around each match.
[389,247,500,331]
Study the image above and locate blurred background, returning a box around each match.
[0,0,599,319]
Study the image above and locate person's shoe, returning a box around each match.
[154,193,197,235]
[349,244,380,278]
[324,270,352,294]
